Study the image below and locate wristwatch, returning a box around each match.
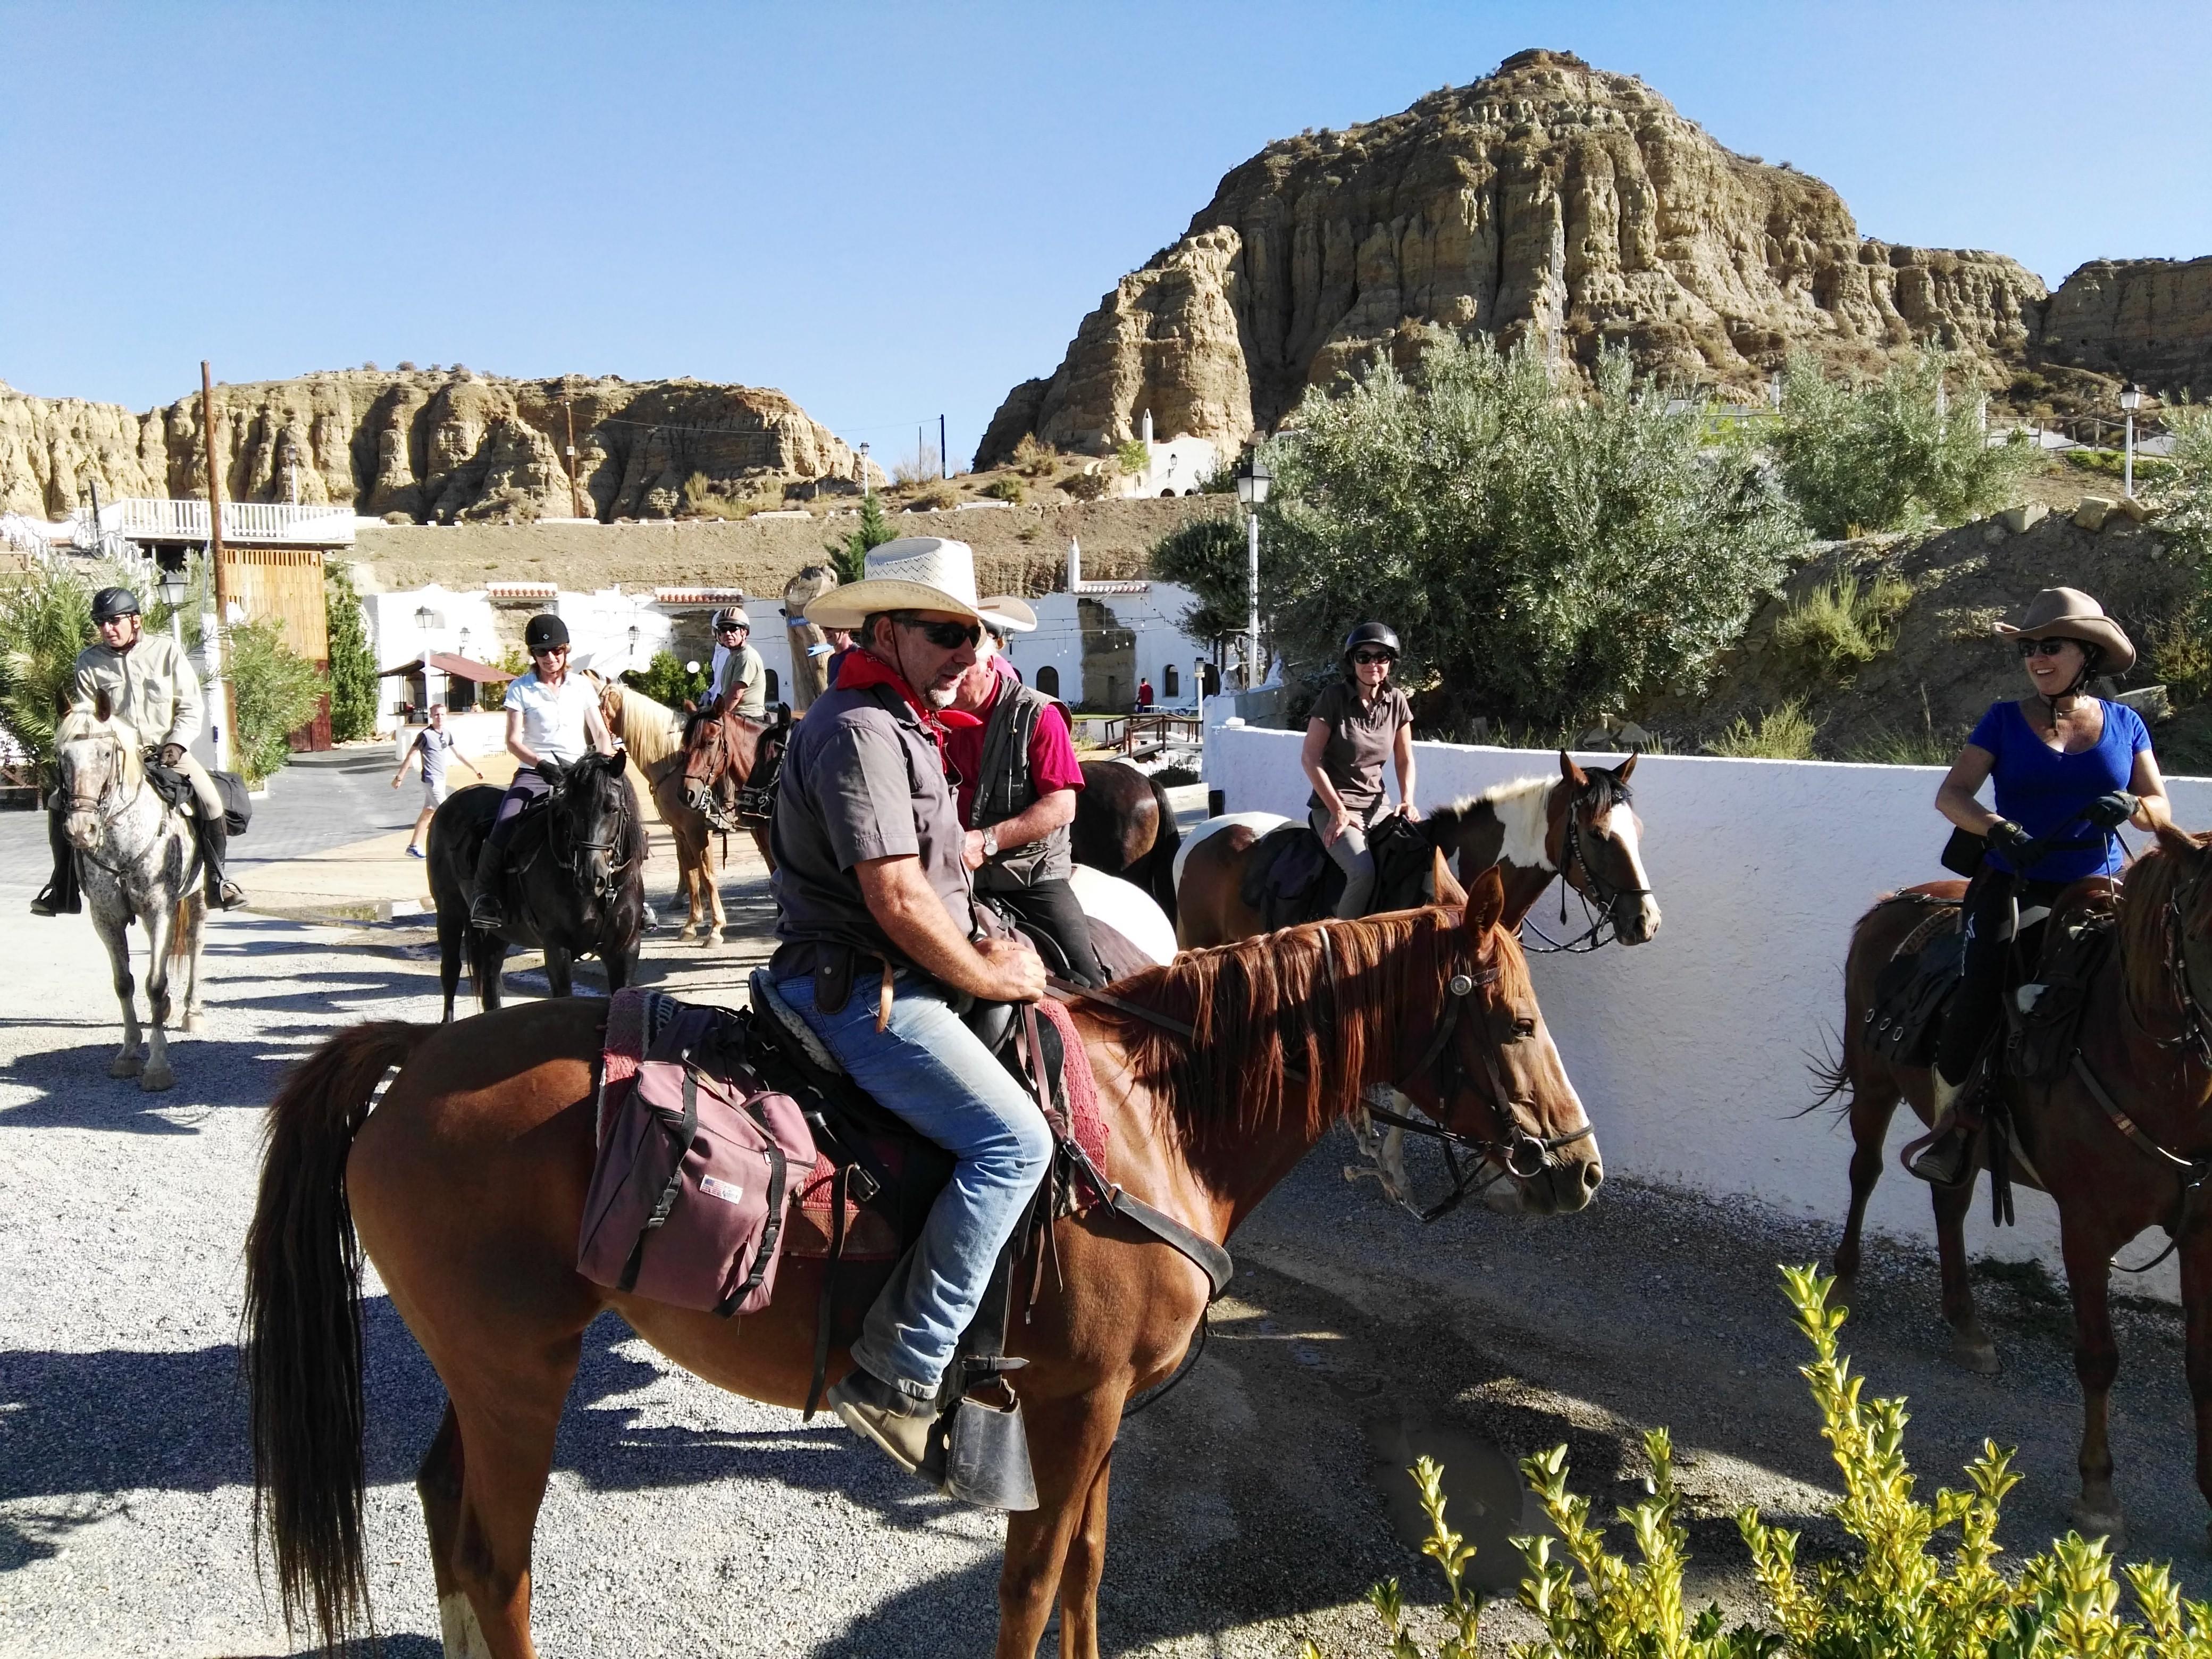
[981,829,999,858]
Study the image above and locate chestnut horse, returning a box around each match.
[1173,752,1657,952]
[1823,825,2212,1545]
[678,699,782,877]
[594,680,772,943]
[244,869,1599,1658]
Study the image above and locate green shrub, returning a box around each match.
[825,492,895,585]
[1707,701,1819,759]
[621,649,709,710]
[323,563,378,742]
[2064,447,2179,487]
[1011,433,1060,478]
[982,475,1027,505]
[1772,572,1913,678]
[1116,438,1151,476]
[1062,468,1113,502]
[1150,763,1200,786]
[1326,1266,2212,1659]
[225,619,323,784]
[1259,337,1804,731]
[1771,350,2037,538]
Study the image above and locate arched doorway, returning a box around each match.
[1035,665,1060,697]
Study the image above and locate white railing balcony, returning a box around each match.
[82,498,356,548]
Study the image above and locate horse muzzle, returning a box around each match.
[1500,1134,1603,1217]
[1614,893,1662,945]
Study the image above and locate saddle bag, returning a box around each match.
[212,770,252,836]
[577,1034,818,1317]
[1866,918,1965,1066]
[2006,904,2116,1084]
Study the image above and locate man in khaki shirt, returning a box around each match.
[33,587,245,916]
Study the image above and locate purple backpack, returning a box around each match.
[578,1040,817,1318]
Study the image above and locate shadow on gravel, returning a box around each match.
[0,1039,303,1131]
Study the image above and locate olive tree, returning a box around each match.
[1259,337,1803,729]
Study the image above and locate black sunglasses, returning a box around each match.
[1351,650,1396,666]
[531,645,567,659]
[2016,638,2073,659]
[895,615,982,650]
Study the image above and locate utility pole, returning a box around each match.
[201,361,236,770]
[940,413,948,480]
[563,391,585,520]
[88,479,103,550]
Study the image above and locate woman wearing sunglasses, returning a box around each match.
[1912,587,2170,1185]
[1301,620,1418,920]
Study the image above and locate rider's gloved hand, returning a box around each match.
[2085,791,2140,831]
[1987,819,2036,858]
[158,742,186,768]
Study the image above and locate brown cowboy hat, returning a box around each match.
[1993,587,2135,675]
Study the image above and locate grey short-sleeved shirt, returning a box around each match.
[770,681,971,969]
[1305,678,1412,817]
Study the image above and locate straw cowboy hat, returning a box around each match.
[804,538,982,630]
[1994,587,2135,674]
[977,595,1038,633]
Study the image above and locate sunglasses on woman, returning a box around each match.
[1351,650,1396,666]
[895,614,982,650]
[2016,638,2073,659]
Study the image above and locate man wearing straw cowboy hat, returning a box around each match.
[770,537,1050,1476]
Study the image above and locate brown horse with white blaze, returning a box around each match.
[1824,825,2212,1545]
[245,869,1598,1657]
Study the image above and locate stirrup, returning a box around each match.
[469,895,504,931]
[1906,1125,1976,1188]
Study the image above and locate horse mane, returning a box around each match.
[599,683,684,767]
[1083,908,1490,1186]
[2118,833,2212,1017]
[54,706,145,788]
[1428,775,1552,868]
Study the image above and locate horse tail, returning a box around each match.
[1803,1025,1853,1117]
[169,895,192,959]
[1139,774,1183,922]
[244,1019,434,1650]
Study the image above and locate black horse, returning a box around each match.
[425,752,648,1021]
[1069,759,1182,921]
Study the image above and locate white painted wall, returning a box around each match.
[1205,723,2193,1302]
[1002,580,1216,710]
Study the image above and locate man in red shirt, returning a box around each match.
[945,605,1104,985]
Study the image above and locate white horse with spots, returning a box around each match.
[53,698,209,1091]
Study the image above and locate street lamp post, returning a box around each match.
[1233,453,1271,694]
[2121,385,2143,499]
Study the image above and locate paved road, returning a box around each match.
[2,762,2207,1656]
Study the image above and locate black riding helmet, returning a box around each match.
[524,613,571,652]
[1343,621,1401,663]
[91,586,141,624]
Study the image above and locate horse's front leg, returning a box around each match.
[707,836,730,942]
[138,896,177,1092]
[1830,1061,1901,1315]
[1932,1172,1997,1374]
[2062,1212,2126,1544]
[2181,1226,2212,1553]
[995,1388,1125,1659]
[91,903,142,1077]
[542,945,572,1000]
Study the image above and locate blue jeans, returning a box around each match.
[773,968,1053,1400]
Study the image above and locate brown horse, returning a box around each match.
[1069,759,1182,920]
[244,869,1599,1657]
[1175,752,1658,951]
[594,680,769,944]
[1824,825,2212,1544]
[679,699,782,877]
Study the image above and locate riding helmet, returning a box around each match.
[1343,621,1401,661]
[91,586,142,623]
[524,613,571,652]
[713,606,750,631]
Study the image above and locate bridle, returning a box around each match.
[1052,921,1594,1225]
[682,710,753,833]
[56,731,149,869]
[549,763,636,904]
[1520,782,1654,956]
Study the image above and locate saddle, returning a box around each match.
[2007,886,2118,1085]
[1238,812,1430,931]
[143,760,253,835]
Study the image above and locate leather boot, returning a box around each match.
[1908,1071,1978,1186]
[198,815,247,910]
[468,834,507,931]
[30,806,79,917]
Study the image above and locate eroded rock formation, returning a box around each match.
[2040,257,2212,399]
[977,49,2091,464]
[0,369,865,522]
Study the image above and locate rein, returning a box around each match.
[551,766,636,904]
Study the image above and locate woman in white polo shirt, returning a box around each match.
[468,612,616,930]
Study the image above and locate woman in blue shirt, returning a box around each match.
[1912,588,2171,1185]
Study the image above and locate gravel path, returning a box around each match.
[2,774,2207,1656]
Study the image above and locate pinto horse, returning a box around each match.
[1174,752,1659,952]
[244,869,1599,1658]
[1069,760,1183,921]
[1823,825,2212,1545]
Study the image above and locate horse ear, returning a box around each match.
[1559,750,1588,787]
[608,747,627,776]
[94,689,113,725]
[1464,862,1506,938]
[2155,821,2206,862]
[1431,847,1468,907]
[1616,751,1637,784]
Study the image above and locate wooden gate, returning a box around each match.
[220,547,332,751]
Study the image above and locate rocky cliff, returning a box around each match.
[2040,256,2212,398]
[0,368,867,522]
[978,49,2192,466]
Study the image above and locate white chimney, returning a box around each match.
[1067,536,1082,591]
[1140,409,1153,446]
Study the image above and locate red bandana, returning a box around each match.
[835,649,981,760]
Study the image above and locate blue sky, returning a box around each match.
[5,2,2207,468]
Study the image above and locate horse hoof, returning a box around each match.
[110,1051,143,1078]
[140,1065,174,1093]
[1823,1278,1854,1317]
[1946,1331,2000,1376]
[2072,1502,2125,1548]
